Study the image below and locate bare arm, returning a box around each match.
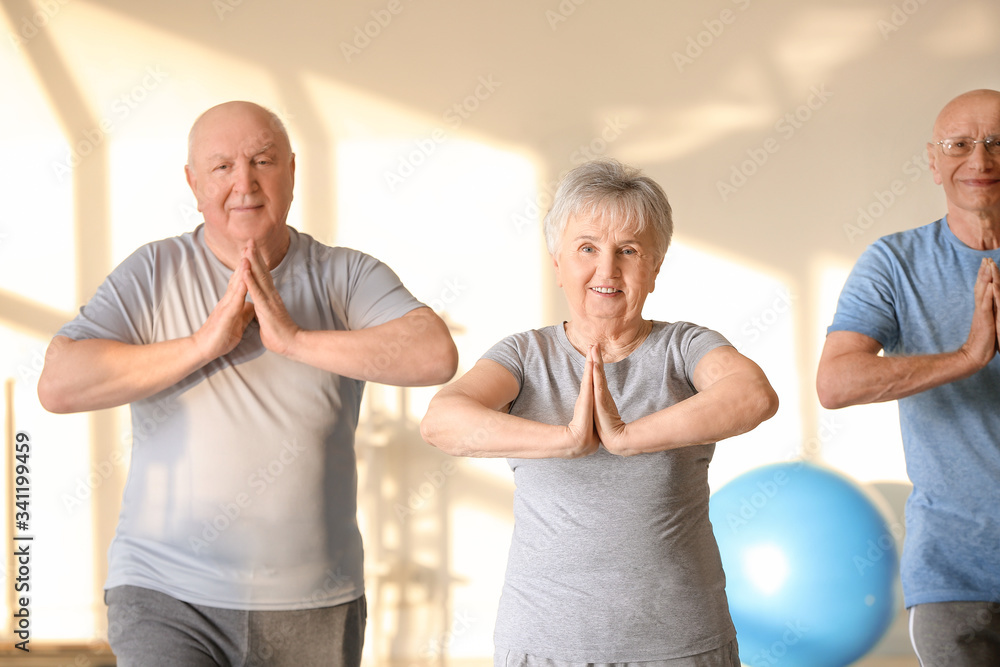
[38,259,257,414]
[816,258,1000,409]
[283,307,458,386]
[593,345,779,457]
[242,241,458,386]
[420,358,599,459]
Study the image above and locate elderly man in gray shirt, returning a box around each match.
[39,100,458,667]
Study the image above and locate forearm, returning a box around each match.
[421,394,581,459]
[283,308,457,386]
[816,348,982,409]
[615,372,778,455]
[37,335,209,413]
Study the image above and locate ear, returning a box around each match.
[927,143,943,186]
[184,164,204,212]
[289,153,296,192]
[551,253,563,288]
[648,255,664,294]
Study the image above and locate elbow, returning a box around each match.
[429,340,459,386]
[410,316,459,386]
[37,373,73,414]
[419,408,459,456]
[750,379,779,426]
[816,369,849,410]
[410,343,457,387]
[760,383,780,422]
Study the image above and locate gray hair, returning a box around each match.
[543,159,673,258]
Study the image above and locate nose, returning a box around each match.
[966,141,997,170]
[231,162,258,194]
[597,250,620,278]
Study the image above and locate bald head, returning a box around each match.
[187,101,291,166]
[933,89,1000,141]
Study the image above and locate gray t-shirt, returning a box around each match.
[484,321,736,662]
[58,224,423,610]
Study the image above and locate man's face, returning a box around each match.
[185,103,295,248]
[928,92,1000,219]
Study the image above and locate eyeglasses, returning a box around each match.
[933,136,1000,157]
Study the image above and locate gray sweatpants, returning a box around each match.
[495,639,741,667]
[910,601,1000,667]
[106,585,366,667]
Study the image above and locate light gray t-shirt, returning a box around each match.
[58,224,424,610]
[484,322,736,662]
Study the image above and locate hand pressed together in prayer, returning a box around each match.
[240,239,302,357]
[964,256,1000,367]
[564,344,643,458]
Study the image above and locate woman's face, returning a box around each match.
[553,213,663,327]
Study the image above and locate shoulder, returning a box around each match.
[487,325,563,356]
[290,228,379,263]
[867,218,945,260]
[108,228,206,281]
[649,320,728,346]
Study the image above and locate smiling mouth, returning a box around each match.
[591,287,621,294]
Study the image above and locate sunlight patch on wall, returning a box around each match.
[646,239,802,489]
[0,21,74,313]
[335,138,541,423]
[771,7,883,90]
[48,1,282,119]
[813,259,906,484]
[448,504,509,658]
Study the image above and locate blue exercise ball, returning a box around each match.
[709,461,899,667]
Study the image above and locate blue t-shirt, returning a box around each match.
[828,217,1000,607]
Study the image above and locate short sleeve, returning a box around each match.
[57,245,157,345]
[332,249,426,331]
[670,322,731,386]
[480,334,525,389]
[827,241,900,350]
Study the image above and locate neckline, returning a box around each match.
[555,320,659,366]
[196,223,298,282]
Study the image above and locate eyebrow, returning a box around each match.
[573,233,643,245]
[205,143,277,162]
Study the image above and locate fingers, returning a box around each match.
[590,344,628,454]
[986,257,1000,284]
[963,258,1000,369]
[573,347,595,430]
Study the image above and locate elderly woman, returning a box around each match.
[420,160,778,666]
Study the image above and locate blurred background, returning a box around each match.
[0,0,996,664]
